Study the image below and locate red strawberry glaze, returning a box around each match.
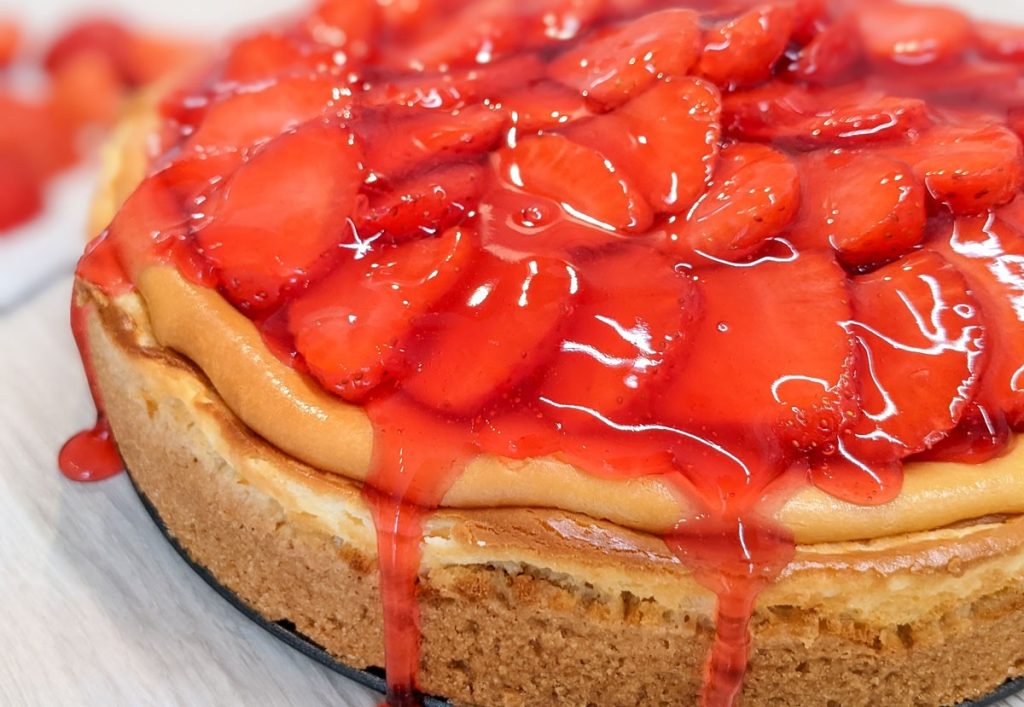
[60,235,131,482]
[65,1,1024,705]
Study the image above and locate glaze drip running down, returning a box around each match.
[65,0,1024,705]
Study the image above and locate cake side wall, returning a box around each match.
[85,298,1024,707]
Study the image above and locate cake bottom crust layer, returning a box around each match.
[85,289,1024,707]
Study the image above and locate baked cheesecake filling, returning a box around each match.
[64,0,1024,705]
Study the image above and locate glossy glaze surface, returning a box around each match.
[66,1,1024,704]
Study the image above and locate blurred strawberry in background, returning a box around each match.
[0,13,202,235]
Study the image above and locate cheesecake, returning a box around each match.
[64,0,1024,704]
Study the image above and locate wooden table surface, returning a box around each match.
[0,277,378,706]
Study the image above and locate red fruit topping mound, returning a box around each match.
[69,1,1024,706]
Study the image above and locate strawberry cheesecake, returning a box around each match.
[63,0,1024,705]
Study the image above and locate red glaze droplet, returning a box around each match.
[59,418,123,482]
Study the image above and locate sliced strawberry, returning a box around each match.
[496,81,591,132]
[855,2,973,68]
[914,401,1013,465]
[976,22,1024,63]
[569,79,722,215]
[124,33,204,87]
[476,184,630,258]
[723,83,930,149]
[662,143,799,262]
[356,104,506,181]
[791,0,828,44]
[367,55,546,111]
[538,247,700,417]
[549,8,701,108]
[842,250,986,463]
[50,52,125,129]
[791,150,926,268]
[397,0,604,71]
[0,19,20,68]
[184,76,341,155]
[890,124,1024,215]
[303,0,378,61]
[358,163,485,242]
[401,253,577,413]
[158,151,244,209]
[0,93,77,180]
[44,18,132,81]
[933,215,1024,428]
[499,133,653,233]
[0,158,43,232]
[105,173,192,280]
[698,3,795,88]
[789,14,865,86]
[871,62,1022,108]
[657,251,857,455]
[194,122,364,312]
[220,33,309,85]
[288,227,476,401]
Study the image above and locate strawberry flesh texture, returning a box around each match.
[289,227,476,401]
[105,172,195,282]
[885,124,1024,215]
[496,81,591,132]
[194,122,364,313]
[723,83,931,150]
[358,163,486,243]
[184,76,341,156]
[401,253,577,414]
[789,14,866,86]
[356,105,506,182]
[933,215,1024,429]
[396,0,605,71]
[658,251,857,457]
[662,143,800,262]
[549,8,701,109]
[842,250,986,464]
[791,150,926,268]
[539,246,701,418]
[367,55,546,111]
[698,3,795,88]
[500,133,653,234]
[855,2,973,68]
[569,78,722,216]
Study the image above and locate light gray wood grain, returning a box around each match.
[0,278,377,707]
[2,278,1021,707]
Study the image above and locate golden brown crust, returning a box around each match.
[81,279,1024,706]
